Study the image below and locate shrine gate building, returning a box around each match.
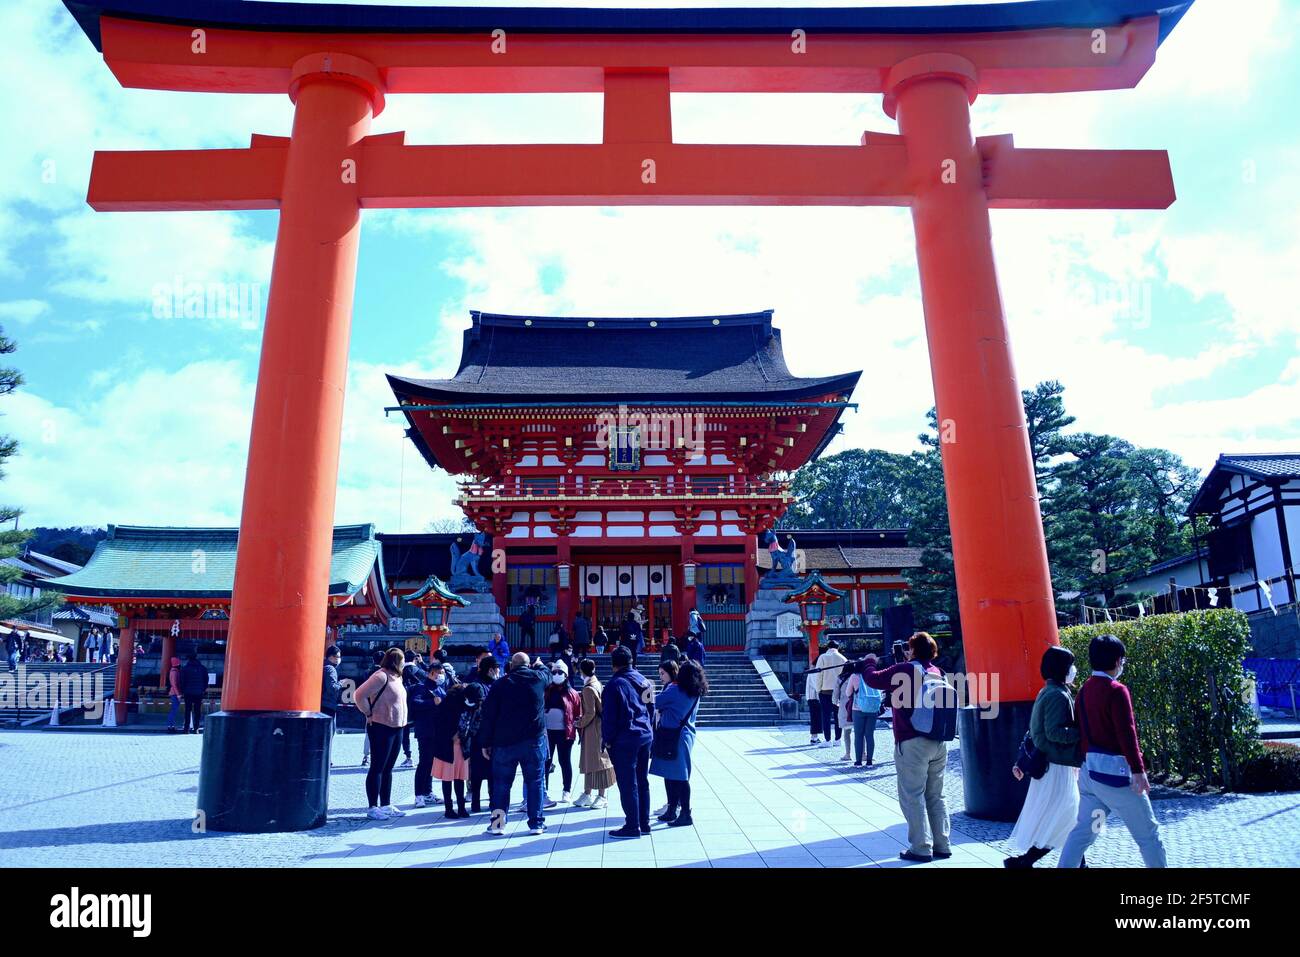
[389,309,860,646]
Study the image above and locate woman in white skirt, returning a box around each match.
[1006,646,1082,868]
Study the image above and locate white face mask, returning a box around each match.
[1115,662,1124,679]
[551,673,565,685]
[1066,664,1078,685]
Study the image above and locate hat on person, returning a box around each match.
[550,659,569,677]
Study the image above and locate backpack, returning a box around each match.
[909,662,957,741]
[854,676,883,715]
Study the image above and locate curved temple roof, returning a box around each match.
[65,1,1195,52]
[389,310,860,406]
[44,524,397,613]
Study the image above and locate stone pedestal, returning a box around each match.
[745,586,798,655]
[446,592,507,647]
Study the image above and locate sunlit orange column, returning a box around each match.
[889,54,1059,704]
[221,54,380,713]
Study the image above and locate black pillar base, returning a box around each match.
[958,700,1034,822]
[197,711,331,833]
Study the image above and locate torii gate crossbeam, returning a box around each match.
[64,0,1192,830]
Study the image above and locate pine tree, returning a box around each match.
[0,325,59,621]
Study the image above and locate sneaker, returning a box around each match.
[666,814,694,828]
[399,756,413,768]
[543,794,558,809]
[572,793,594,808]
[361,756,369,767]
[486,821,505,836]
[413,795,428,808]
[591,796,608,809]
[640,824,652,835]
[652,803,670,817]
[529,824,547,835]
[385,805,406,818]
[899,850,932,863]
[366,806,391,821]
[560,791,572,804]
[852,761,862,768]
[808,738,818,746]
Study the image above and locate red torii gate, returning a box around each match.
[65,0,1191,829]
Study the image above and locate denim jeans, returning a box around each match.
[611,740,651,831]
[1057,769,1167,867]
[853,711,878,763]
[491,735,548,829]
[819,692,839,740]
[167,694,181,728]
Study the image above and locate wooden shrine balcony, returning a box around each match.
[456,476,791,506]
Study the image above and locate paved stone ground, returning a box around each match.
[0,726,1295,868]
[775,726,1300,868]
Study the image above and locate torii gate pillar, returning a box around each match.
[197,55,380,833]
[888,56,1056,818]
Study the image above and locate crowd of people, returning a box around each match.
[4,627,118,669]
[342,630,710,839]
[332,620,1165,865]
[803,632,1166,867]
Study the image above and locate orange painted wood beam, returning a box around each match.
[85,137,1173,211]
[97,15,1159,96]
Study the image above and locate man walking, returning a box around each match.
[1057,634,1167,868]
[814,640,847,743]
[602,646,654,839]
[478,651,551,836]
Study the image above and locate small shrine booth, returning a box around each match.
[46,524,398,722]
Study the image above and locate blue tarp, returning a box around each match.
[1245,658,1300,710]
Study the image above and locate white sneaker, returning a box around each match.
[652,803,670,817]
[591,796,607,809]
[572,793,593,808]
[367,806,391,821]
[486,821,505,836]
[560,791,572,804]
[413,795,428,808]
[399,756,413,768]
[385,804,406,818]
[530,824,547,835]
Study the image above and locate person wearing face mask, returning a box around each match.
[430,673,471,819]
[408,660,449,811]
[543,659,582,804]
[1057,634,1167,868]
[1004,646,1081,868]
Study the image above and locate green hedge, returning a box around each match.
[1059,609,1259,787]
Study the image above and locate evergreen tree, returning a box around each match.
[0,326,59,621]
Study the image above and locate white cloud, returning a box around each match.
[0,300,50,324]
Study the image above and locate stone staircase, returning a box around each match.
[587,652,780,727]
[0,662,114,726]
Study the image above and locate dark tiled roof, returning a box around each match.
[1188,453,1300,515]
[1218,454,1300,479]
[756,544,921,571]
[388,310,859,405]
[45,524,391,603]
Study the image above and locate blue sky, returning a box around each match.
[2,0,1298,533]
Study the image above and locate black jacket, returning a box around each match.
[603,668,654,751]
[179,659,209,697]
[321,662,343,713]
[477,661,549,749]
[573,616,592,648]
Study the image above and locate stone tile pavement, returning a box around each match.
[0,726,1295,868]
